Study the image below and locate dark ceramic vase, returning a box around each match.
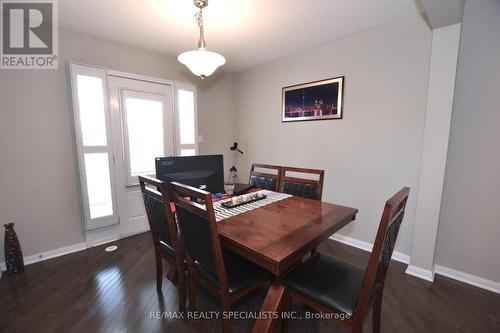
[4,223,24,274]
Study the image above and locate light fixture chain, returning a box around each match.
[195,8,203,32]
[195,7,206,49]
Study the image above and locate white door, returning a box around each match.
[108,75,174,237]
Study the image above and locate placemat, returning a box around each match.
[213,190,292,222]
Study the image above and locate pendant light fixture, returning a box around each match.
[178,0,226,79]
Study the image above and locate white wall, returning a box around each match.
[436,0,500,282]
[197,73,236,180]
[232,16,432,255]
[0,29,226,261]
[406,23,461,281]
[2,2,497,287]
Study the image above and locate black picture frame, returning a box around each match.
[282,76,344,122]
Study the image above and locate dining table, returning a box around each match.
[216,193,358,333]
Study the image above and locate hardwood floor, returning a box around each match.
[0,232,498,332]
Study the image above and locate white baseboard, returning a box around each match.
[435,264,500,295]
[330,234,500,293]
[89,235,119,248]
[2,232,497,296]
[0,242,87,272]
[329,234,410,264]
[405,264,435,282]
[1,226,127,273]
[330,234,434,282]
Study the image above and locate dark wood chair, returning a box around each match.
[249,163,282,191]
[138,175,186,312]
[279,166,325,201]
[281,187,410,333]
[171,182,272,333]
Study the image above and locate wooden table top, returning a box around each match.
[217,195,358,275]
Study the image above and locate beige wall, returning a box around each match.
[0,29,226,259]
[2,3,498,286]
[197,73,236,180]
[435,0,500,282]
[232,16,432,255]
[407,23,461,279]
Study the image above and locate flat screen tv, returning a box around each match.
[155,154,224,198]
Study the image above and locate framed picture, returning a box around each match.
[282,76,344,122]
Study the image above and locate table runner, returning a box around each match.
[213,190,292,222]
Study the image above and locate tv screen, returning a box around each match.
[155,154,224,198]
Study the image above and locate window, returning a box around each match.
[76,75,108,146]
[180,148,196,156]
[70,63,116,230]
[121,90,170,186]
[175,83,198,156]
[178,90,195,144]
[84,153,113,219]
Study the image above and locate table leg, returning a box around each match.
[252,280,286,333]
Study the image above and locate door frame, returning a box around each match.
[107,73,175,238]
[70,63,198,247]
[107,69,174,86]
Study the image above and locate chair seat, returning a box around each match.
[283,253,364,316]
[193,250,271,294]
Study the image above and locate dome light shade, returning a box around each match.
[178,48,226,78]
[178,0,225,79]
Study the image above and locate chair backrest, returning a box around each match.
[138,175,181,260]
[355,187,410,316]
[249,163,282,192]
[279,166,325,200]
[171,182,229,292]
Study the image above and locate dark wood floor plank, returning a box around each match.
[0,232,499,333]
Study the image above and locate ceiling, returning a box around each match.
[60,0,424,72]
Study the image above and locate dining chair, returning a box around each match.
[279,166,325,255]
[249,163,282,192]
[171,181,272,333]
[281,187,410,333]
[139,175,186,312]
[279,166,325,201]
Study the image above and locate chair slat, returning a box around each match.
[279,166,325,201]
[249,163,282,192]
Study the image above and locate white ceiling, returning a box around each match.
[60,0,424,72]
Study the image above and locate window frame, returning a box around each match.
[174,82,198,156]
[70,64,198,232]
[120,88,172,186]
[69,63,118,230]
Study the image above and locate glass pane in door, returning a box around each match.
[125,97,164,176]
